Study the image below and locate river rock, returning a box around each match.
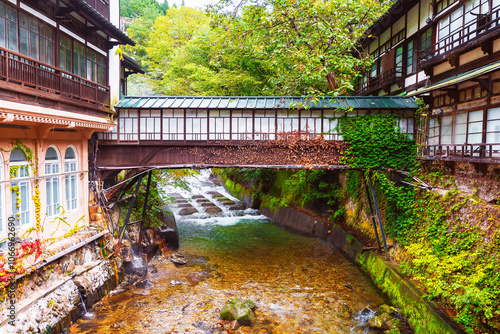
[368,312,392,330]
[385,318,401,330]
[177,203,193,208]
[377,304,397,316]
[134,279,154,289]
[220,298,256,325]
[168,253,187,265]
[192,195,205,199]
[384,329,401,334]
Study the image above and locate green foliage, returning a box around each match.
[120,0,166,18]
[210,0,389,96]
[337,113,417,170]
[121,169,196,228]
[124,0,389,97]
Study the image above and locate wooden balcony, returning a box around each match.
[82,0,110,21]
[355,68,403,95]
[418,143,500,163]
[419,5,500,69]
[0,47,110,110]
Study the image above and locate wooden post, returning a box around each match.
[363,172,382,251]
[138,170,153,254]
[368,170,390,261]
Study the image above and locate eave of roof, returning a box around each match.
[115,96,418,110]
[122,54,144,74]
[362,0,421,48]
[408,60,500,96]
[73,0,135,46]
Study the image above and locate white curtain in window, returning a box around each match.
[45,147,61,217]
[64,147,78,211]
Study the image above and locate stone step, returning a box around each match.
[205,206,222,213]
[178,207,199,216]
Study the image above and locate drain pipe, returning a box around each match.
[367,170,390,261]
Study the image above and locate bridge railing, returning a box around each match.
[98,108,415,143]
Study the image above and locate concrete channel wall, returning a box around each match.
[222,177,465,334]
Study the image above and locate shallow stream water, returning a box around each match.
[70,170,407,334]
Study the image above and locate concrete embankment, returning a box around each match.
[221,176,465,334]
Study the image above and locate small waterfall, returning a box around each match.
[77,289,93,318]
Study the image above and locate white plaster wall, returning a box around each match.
[407,5,419,37]
[420,0,431,28]
[109,0,122,106]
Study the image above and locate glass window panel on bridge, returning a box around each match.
[232,110,254,140]
[254,109,276,140]
[209,110,230,140]
[277,109,299,138]
[140,110,161,140]
[186,109,207,140]
[300,109,322,139]
[162,109,184,141]
[487,107,500,157]
[322,109,341,140]
[119,109,138,141]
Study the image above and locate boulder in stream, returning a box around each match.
[368,304,402,331]
[220,298,256,325]
[168,252,187,265]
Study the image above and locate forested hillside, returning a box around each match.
[122,0,390,96]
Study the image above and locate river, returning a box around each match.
[70,170,407,334]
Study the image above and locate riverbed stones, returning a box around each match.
[220,298,256,325]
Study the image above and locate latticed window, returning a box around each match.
[59,34,72,73]
[45,147,61,217]
[10,148,30,227]
[64,147,78,211]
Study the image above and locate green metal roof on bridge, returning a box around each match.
[115,96,418,110]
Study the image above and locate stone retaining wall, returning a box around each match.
[0,229,121,333]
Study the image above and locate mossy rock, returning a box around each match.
[386,318,401,330]
[220,298,256,325]
[377,304,397,316]
[384,329,401,334]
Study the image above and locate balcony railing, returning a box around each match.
[419,4,500,66]
[418,143,500,161]
[82,0,110,21]
[355,67,403,95]
[0,47,110,109]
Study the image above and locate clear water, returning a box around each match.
[70,170,397,334]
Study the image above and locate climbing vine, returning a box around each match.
[336,112,417,170]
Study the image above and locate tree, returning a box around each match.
[142,6,211,91]
[210,0,390,96]
[120,0,163,18]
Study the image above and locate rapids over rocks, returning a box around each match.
[70,170,411,334]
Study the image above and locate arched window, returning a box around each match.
[64,147,78,211]
[10,148,30,227]
[45,146,61,217]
